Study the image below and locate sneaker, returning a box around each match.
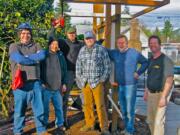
[101,130,111,135]
[80,125,94,132]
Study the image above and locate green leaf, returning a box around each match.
[15,12,21,17]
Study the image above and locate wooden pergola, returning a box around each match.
[66,0,169,47]
[66,0,170,134]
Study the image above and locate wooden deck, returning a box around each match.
[1,88,179,135]
[23,107,101,135]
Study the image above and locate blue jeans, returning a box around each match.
[118,84,137,134]
[13,81,46,134]
[43,89,64,127]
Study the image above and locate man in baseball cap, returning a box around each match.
[9,22,49,135]
[76,30,111,135]
[66,27,76,34]
[61,26,83,128]
[84,31,95,39]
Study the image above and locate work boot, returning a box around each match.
[63,119,70,129]
[53,126,66,135]
[80,125,94,132]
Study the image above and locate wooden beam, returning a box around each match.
[65,15,105,18]
[110,0,169,21]
[131,0,170,18]
[94,0,169,30]
[93,4,104,13]
[111,4,121,133]
[93,5,97,34]
[115,5,121,39]
[93,17,97,33]
[88,0,170,40]
[66,0,162,7]
[104,4,112,48]
[93,4,104,34]
[64,12,131,19]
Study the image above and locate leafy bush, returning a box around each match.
[0,0,55,118]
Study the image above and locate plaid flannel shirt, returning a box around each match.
[76,43,111,89]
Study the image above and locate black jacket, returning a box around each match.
[40,50,68,87]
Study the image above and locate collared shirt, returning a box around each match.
[108,48,148,85]
[76,43,111,89]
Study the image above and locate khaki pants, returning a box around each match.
[147,92,171,135]
[82,83,109,130]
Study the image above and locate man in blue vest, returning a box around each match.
[9,23,49,135]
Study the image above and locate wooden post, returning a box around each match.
[104,4,111,48]
[128,19,142,52]
[93,16,97,33]
[115,5,121,40]
[93,4,104,36]
[111,4,121,134]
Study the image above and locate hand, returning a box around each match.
[134,72,139,80]
[100,78,105,83]
[54,20,61,28]
[143,88,148,101]
[100,81,105,84]
[111,82,118,87]
[62,84,67,93]
[158,96,167,108]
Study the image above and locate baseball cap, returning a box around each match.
[84,31,95,39]
[67,27,76,33]
[18,22,32,31]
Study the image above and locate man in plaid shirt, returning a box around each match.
[76,31,111,135]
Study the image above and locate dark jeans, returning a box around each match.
[63,71,75,123]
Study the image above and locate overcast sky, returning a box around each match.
[55,0,180,24]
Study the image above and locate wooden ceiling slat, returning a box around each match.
[66,0,162,6]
